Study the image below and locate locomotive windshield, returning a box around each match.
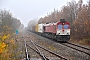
[64,25,69,29]
[58,25,62,29]
[58,25,69,29]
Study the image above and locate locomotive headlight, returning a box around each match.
[67,31,70,32]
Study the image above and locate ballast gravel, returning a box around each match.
[16,31,90,60]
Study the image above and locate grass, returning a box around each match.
[70,38,90,46]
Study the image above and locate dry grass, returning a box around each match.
[70,38,90,46]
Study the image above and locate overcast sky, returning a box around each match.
[0,0,88,27]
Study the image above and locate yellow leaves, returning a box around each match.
[2,35,8,41]
[1,42,6,48]
[0,35,8,54]
[1,34,10,41]
[0,32,17,60]
[0,49,10,59]
[0,48,3,54]
[0,33,11,54]
[0,42,6,49]
[0,42,7,54]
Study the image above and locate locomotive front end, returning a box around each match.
[56,19,70,42]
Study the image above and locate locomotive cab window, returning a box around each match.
[58,25,62,29]
[64,25,69,29]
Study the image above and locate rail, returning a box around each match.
[27,37,68,60]
[61,43,90,56]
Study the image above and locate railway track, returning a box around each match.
[19,31,90,60]
[67,42,90,50]
[22,36,68,60]
[60,42,90,56]
[32,33,90,56]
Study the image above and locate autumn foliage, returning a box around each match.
[0,33,17,60]
[0,10,21,60]
[72,4,90,39]
[37,0,90,45]
[26,0,90,45]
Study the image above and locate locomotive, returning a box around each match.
[31,19,70,42]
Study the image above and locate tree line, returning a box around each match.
[27,0,90,44]
[0,9,22,60]
[0,10,21,34]
[38,0,90,41]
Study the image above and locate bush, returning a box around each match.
[0,33,17,60]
